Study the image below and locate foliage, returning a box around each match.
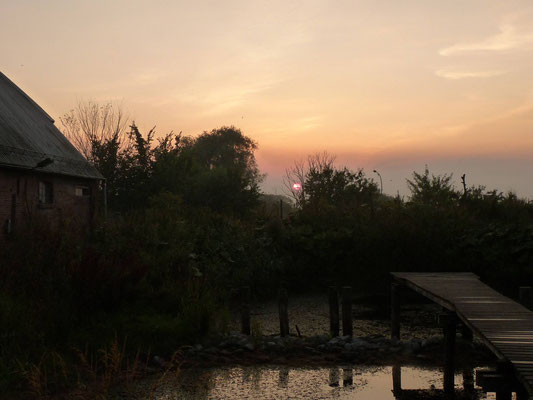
[284,152,379,214]
[60,101,129,203]
[406,166,456,206]
[69,118,264,215]
[6,112,533,395]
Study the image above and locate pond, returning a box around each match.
[123,365,497,399]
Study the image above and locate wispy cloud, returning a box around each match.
[176,77,280,115]
[435,68,505,80]
[440,24,533,56]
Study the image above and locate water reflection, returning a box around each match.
[279,367,289,388]
[127,365,492,400]
[329,368,340,387]
[392,365,482,400]
[463,369,475,393]
[393,364,402,396]
[343,368,353,387]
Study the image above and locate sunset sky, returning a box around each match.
[2,0,533,196]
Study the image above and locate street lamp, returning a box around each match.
[373,170,383,194]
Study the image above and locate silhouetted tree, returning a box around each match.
[285,152,378,213]
[406,166,457,206]
[183,126,263,215]
[60,101,129,208]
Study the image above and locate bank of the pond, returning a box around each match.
[173,331,492,369]
[169,295,493,369]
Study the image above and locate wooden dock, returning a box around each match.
[392,272,533,397]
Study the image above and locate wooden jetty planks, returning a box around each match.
[392,272,533,395]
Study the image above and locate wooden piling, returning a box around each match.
[461,324,473,341]
[495,361,514,400]
[278,368,289,388]
[496,392,512,400]
[392,364,402,398]
[391,282,400,340]
[342,368,353,386]
[516,388,530,400]
[462,368,474,393]
[279,286,289,337]
[443,312,457,399]
[341,286,353,337]
[328,286,340,337]
[329,368,340,387]
[520,287,533,310]
[240,286,251,335]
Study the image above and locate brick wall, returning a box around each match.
[0,168,99,240]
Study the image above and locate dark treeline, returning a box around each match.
[2,107,533,394]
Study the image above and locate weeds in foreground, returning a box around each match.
[15,337,182,399]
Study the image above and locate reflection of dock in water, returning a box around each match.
[141,365,493,399]
[392,364,482,399]
[394,389,481,400]
[327,367,354,387]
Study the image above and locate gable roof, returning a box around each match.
[0,72,103,180]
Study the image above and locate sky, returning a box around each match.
[2,0,533,197]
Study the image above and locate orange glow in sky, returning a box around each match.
[2,1,533,196]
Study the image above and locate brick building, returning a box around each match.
[0,72,104,239]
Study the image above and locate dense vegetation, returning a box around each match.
[2,116,533,396]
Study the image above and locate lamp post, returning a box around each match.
[373,170,383,194]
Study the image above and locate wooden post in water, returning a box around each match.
[496,392,512,400]
[391,282,400,340]
[278,368,289,388]
[461,323,473,341]
[495,361,513,400]
[443,312,457,399]
[392,364,402,399]
[520,287,533,310]
[329,286,340,337]
[462,368,474,393]
[279,285,289,337]
[241,286,251,335]
[516,388,530,400]
[329,368,340,387]
[342,368,353,386]
[341,286,353,337]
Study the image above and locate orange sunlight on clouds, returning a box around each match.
[2,0,533,196]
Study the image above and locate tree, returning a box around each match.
[60,101,129,207]
[60,103,262,216]
[406,166,457,206]
[285,152,378,212]
[60,100,129,163]
[183,126,263,215]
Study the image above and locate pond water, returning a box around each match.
[124,365,499,400]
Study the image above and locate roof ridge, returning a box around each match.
[0,71,55,123]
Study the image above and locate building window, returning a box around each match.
[75,186,91,197]
[38,181,53,204]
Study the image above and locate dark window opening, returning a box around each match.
[38,181,53,204]
[75,186,91,197]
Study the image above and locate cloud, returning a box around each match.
[175,77,280,115]
[440,24,533,56]
[435,68,505,80]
